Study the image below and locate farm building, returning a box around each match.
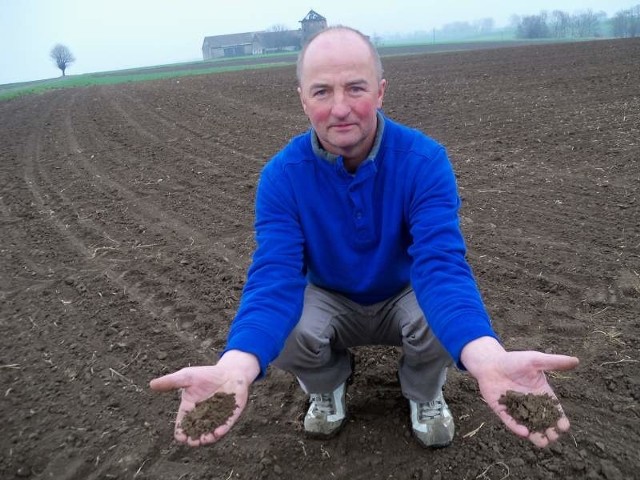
[202,10,327,60]
[300,9,327,44]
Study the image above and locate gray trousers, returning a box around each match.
[272,284,453,402]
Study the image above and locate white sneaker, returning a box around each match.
[410,391,455,448]
[304,382,348,438]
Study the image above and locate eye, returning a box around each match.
[312,89,327,98]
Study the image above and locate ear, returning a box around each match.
[376,79,387,109]
[297,86,308,115]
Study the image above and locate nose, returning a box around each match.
[331,91,351,118]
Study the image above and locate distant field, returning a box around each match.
[0,38,574,101]
[0,61,291,100]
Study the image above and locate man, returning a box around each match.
[151,26,579,449]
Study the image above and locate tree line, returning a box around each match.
[611,5,640,37]
[513,5,640,39]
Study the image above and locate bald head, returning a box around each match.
[296,26,384,85]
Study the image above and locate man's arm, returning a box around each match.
[224,163,307,375]
[407,146,497,364]
[407,145,579,446]
[151,161,307,445]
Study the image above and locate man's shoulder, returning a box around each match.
[268,130,314,169]
[382,116,444,158]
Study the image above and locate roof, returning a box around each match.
[255,30,302,49]
[301,9,326,23]
[202,32,256,49]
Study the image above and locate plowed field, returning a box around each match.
[1,39,639,480]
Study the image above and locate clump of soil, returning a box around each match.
[498,390,561,433]
[180,392,238,439]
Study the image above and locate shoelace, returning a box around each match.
[310,393,336,415]
[417,399,444,421]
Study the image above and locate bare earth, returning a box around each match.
[1,39,639,480]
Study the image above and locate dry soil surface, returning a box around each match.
[1,39,639,480]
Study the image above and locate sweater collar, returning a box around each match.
[311,111,386,165]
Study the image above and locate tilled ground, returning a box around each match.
[1,39,639,480]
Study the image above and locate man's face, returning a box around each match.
[298,30,386,166]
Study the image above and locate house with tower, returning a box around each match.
[202,10,327,60]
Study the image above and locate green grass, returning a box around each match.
[0,61,294,101]
[379,30,519,47]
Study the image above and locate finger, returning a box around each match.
[149,370,190,392]
[545,427,560,443]
[532,354,579,372]
[556,414,571,432]
[213,423,232,439]
[186,436,202,447]
[529,431,550,448]
[174,410,189,443]
[175,428,188,443]
[173,397,198,444]
[199,432,216,445]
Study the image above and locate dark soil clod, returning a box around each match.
[498,390,561,433]
[180,392,238,439]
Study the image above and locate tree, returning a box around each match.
[612,5,640,37]
[516,13,550,38]
[266,23,289,33]
[509,14,521,30]
[550,10,571,37]
[570,10,601,37]
[50,44,75,77]
[474,17,495,34]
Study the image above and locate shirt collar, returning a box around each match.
[311,111,386,164]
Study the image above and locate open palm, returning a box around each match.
[150,351,259,446]
[474,350,578,447]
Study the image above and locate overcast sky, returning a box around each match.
[0,0,635,85]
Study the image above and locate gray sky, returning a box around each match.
[0,0,635,85]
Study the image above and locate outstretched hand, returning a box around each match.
[461,337,579,447]
[149,350,260,447]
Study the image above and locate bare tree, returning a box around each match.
[509,14,522,30]
[612,5,640,37]
[550,10,571,37]
[474,18,495,34]
[570,10,602,38]
[50,44,75,77]
[516,13,550,38]
[266,24,289,33]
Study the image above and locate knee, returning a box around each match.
[400,313,429,344]
[274,324,331,369]
[290,326,327,356]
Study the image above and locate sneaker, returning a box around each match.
[304,382,348,438]
[410,391,455,448]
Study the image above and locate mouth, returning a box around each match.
[330,123,355,130]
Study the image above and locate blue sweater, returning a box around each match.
[225,115,498,375]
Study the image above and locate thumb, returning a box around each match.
[149,370,191,392]
[533,353,579,372]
